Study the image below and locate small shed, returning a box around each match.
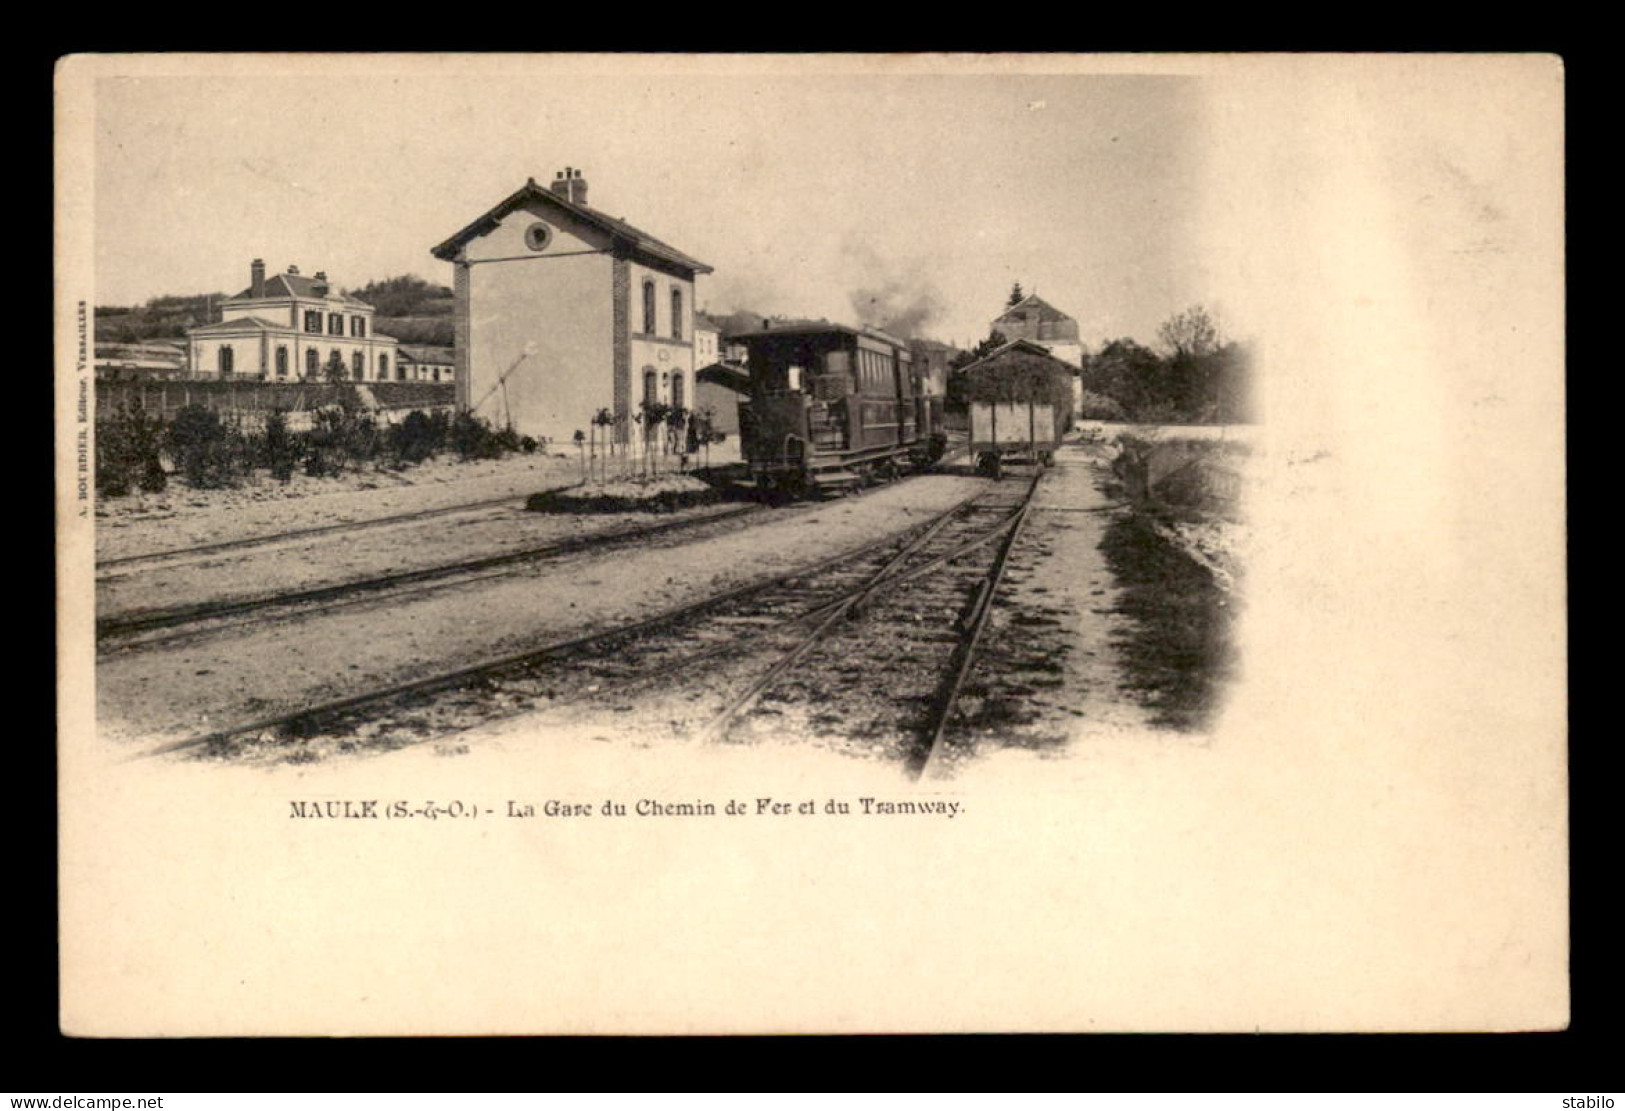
[695,362,749,436]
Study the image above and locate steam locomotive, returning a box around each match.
[734,322,947,496]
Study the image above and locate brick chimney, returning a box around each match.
[251,258,266,299]
[287,265,300,275]
[549,166,588,207]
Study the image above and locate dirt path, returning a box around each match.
[944,441,1156,761]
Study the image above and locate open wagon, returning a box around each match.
[954,338,1076,480]
[970,399,1062,479]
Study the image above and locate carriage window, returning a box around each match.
[787,365,803,392]
[825,350,850,376]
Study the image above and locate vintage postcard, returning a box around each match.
[55,53,1567,1035]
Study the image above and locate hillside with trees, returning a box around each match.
[347,275,455,346]
[95,294,227,343]
[95,275,457,346]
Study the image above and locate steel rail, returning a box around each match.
[697,478,1038,744]
[96,489,543,572]
[910,476,1043,780]
[132,488,990,761]
[98,503,764,644]
[502,493,1031,712]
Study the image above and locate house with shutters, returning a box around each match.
[186,261,399,383]
[991,292,1085,369]
[430,167,713,447]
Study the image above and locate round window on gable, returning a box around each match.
[524,222,554,252]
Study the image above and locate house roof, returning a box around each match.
[994,293,1074,325]
[187,316,296,334]
[399,345,456,364]
[430,178,713,274]
[227,272,371,306]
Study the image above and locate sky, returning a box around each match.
[92,57,1212,351]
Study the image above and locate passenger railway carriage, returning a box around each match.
[735,322,946,495]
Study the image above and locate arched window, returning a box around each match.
[275,347,288,377]
[305,348,319,377]
[643,367,658,406]
[671,372,684,412]
[217,346,233,375]
[642,280,656,335]
[671,288,683,340]
[353,351,365,380]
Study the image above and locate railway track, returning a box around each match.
[142,465,1047,775]
[696,466,1042,778]
[97,500,766,650]
[95,489,545,574]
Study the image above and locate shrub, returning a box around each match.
[449,412,513,461]
[388,409,442,465]
[262,409,301,483]
[96,402,167,498]
[304,408,350,478]
[169,405,247,488]
[1077,389,1129,422]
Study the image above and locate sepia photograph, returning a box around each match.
[55,53,1566,1036]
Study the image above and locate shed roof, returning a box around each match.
[956,337,1076,374]
[398,345,457,364]
[431,178,713,275]
[696,363,750,393]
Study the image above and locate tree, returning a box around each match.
[323,350,348,384]
[949,330,1008,372]
[590,408,614,483]
[1084,338,1163,418]
[1006,283,1025,308]
[1156,305,1221,361]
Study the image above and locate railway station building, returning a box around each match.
[431,169,714,448]
[186,261,400,383]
